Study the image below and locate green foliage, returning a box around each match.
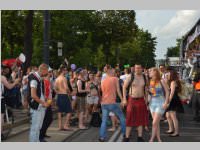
[166,38,182,57]
[1,10,157,70]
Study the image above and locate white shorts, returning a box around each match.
[109,112,115,116]
[72,96,77,100]
[86,95,99,104]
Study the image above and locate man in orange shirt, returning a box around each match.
[192,71,200,122]
[99,65,126,142]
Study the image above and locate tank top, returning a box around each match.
[76,79,87,97]
[149,80,164,97]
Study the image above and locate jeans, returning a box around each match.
[99,103,126,140]
[29,106,46,142]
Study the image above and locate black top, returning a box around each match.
[76,79,87,97]
[166,86,184,113]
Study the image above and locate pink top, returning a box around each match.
[101,76,118,104]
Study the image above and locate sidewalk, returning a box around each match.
[4,115,80,142]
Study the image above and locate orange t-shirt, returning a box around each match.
[101,76,118,104]
[195,81,200,90]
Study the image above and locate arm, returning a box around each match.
[1,76,19,89]
[116,79,123,101]
[168,81,176,103]
[77,80,89,93]
[54,80,59,94]
[63,78,70,93]
[122,75,131,101]
[31,87,45,105]
[161,79,170,109]
[144,75,149,104]
[30,80,48,107]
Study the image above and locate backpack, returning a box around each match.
[90,112,102,127]
[126,73,147,97]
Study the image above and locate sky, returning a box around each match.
[135,10,200,59]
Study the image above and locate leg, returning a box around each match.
[1,113,4,132]
[58,112,62,130]
[64,113,72,129]
[156,123,162,142]
[137,126,143,137]
[165,112,174,132]
[99,105,109,140]
[44,107,53,136]
[108,114,116,131]
[170,111,179,135]
[93,104,98,112]
[149,112,162,142]
[29,108,46,142]
[112,104,126,136]
[72,99,77,111]
[79,112,86,128]
[40,108,48,140]
[126,127,132,139]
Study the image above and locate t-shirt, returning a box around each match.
[101,76,118,104]
[120,74,129,82]
[101,73,107,81]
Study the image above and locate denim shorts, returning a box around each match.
[149,96,165,115]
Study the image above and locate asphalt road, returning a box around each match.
[2,104,200,142]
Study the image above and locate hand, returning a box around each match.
[42,102,49,108]
[162,103,169,110]
[15,78,21,84]
[121,100,127,108]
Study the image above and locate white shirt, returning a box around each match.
[120,74,129,82]
[101,73,107,82]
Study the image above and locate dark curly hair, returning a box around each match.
[169,69,182,93]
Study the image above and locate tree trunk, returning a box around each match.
[23,10,34,75]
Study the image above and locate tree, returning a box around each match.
[23,10,34,74]
[166,38,182,57]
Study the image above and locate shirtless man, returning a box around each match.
[123,64,149,142]
[55,66,73,131]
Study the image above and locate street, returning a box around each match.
[2,104,200,142]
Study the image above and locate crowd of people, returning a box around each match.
[1,58,200,142]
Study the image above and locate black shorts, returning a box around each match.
[56,94,72,113]
[1,98,6,114]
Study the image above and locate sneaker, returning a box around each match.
[99,138,105,142]
[137,137,145,142]
[1,134,5,141]
[44,135,51,138]
[40,139,47,142]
